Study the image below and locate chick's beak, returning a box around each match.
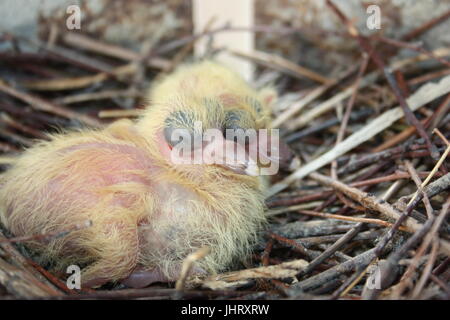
[202,131,260,176]
[247,130,295,174]
[201,129,295,176]
[168,127,294,176]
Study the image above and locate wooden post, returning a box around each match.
[193,0,254,82]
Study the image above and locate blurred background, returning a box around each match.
[2,0,450,80]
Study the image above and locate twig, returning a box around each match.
[372,117,429,152]
[286,71,379,131]
[21,63,137,91]
[166,16,217,73]
[365,215,438,300]
[0,231,62,297]
[0,258,59,298]
[326,191,442,299]
[390,195,450,298]
[293,229,384,247]
[430,274,450,298]
[42,288,252,300]
[377,36,450,68]
[299,223,364,277]
[411,240,440,299]
[0,80,102,128]
[298,210,409,231]
[261,239,274,266]
[350,171,442,188]
[229,49,332,84]
[272,65,359,129]
[0,127,33,147]
[408,69,450,86]
[335,54,370,148]
[339,142,427,175]
[0,113,48,140]
[175,247,210,291]
[26,260,75,295]
[333,260,376,299]
[326,0,437,159]
[426,93,450,133]
[331,54,370,180]
[268,232,319,260]
[406,129,450,207]
[290,248,377,293]
[197,259,308,291]
[285,108,373,143]
[266,201,325,216]
[402,9,450,41]
[384,68,437,158]
[308,172,421,232]
[98,109,144,119]
[61,33,171,71]
[8,33,116,74]
[405,161,434,218]
[267,190,333,208]
[0,220,92,244]
[267,74,450,196]
[55,89,140,105]
[269,219,357,239]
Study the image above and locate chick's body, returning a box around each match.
[0,61,273,287]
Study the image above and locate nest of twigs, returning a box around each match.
[0,1,449,300]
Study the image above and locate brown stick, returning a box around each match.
[299,223,364,277]
[268,232,319,260]
[402,9,450,41]
[0,258,58,298]
[309,172,421,233]
[405,161,434,218]
[391,195,450,298]
[0,80,102,128]
[62,33,171,71]
[291,248,377,292]
[408,69,450,86]
[229,49,332,84]
[377,36,450,69]
[0,113,48,140]
[325,0,437,159]
[298,210,409,231]
[0,231,62,297]
[331,54,370,180]
[384,69,438,158]
[21,63,137,91]
[371,118,429,152]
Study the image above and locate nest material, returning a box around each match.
[0,0,449,300]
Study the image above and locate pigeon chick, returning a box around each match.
[0,60,291,288]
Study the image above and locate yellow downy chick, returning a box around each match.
[0,60,290,288]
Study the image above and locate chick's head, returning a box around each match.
[138,95,277,177]
[136,61,290,177]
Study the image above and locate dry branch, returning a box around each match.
[0,80,102,128]
[197,259,308,290]
[268,74,450,196]
[61,33,171,71]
